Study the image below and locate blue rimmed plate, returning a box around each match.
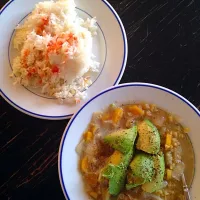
[0,0,127,120]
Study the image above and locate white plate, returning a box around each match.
[0,0,127,120]
[58,83,200,200]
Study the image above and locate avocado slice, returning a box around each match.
[126,153,154,190]
[104,126,137,154]
[103,149,133,196]
[142,153,165,193]
[136,120,160,154]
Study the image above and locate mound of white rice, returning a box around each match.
[12,0,99,103]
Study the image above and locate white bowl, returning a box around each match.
[58,83,200,200]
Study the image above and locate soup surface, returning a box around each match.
[77,103,194,200]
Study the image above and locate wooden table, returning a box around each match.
[0,0,200,199]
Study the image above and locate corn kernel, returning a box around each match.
[166,169,172,180]
[168,115,173,122]
[84,131,93,142]
[184,127,190,133]
[165,133,172,149]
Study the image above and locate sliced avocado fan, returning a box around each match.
[104,126,137,154]
[142,153,165,193]
[103,149,134,196]
[102,125,137,196]
[136,120,160,154]
[126,153,154,190]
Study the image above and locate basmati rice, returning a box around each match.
[12,0,99,104]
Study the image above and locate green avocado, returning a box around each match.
[136,120,160,154]
[104,126,137,154]
[126,153,154,190]
[142,153,165,193]
[103,149,133,196]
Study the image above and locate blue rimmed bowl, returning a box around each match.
[58,82,200,200]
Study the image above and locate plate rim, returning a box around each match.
[58,82,200,200]
[0,0,128,120]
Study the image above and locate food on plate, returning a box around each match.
[77,103,194,200]
[104,126,137,154]
[136,120,160,154]
[102,126,137,195]
[11,0,99,103]
[126,153,155,189]
[142,153,165,193]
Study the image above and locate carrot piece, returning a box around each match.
[112,107,123,124]
[102,113,111,121]
[126,105,144,116]
[51,65,59,73]
[81,156,88,173]
[109,150,123,165]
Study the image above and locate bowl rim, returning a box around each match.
[0,0,128,120]
[58,82,200,200]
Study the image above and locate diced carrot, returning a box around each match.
[112,107,123,124]
[109,150,123,165]
[166,169,172,180]
[75,98,80,104]
[27,67,37,77]
[23,49,30,57]
[51,65,59,73]
[102,107,123,124]
[102,113,111,121]
[81,156,88,173]
[38,79,43,85]
[37,16,49,35]
[126,105,144,116]
[41,16,49,26]
[84,131,93,142]
[83,124,97,142]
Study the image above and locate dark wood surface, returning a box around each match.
[0,0,200,199]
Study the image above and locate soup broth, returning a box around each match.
[77,103,194,200]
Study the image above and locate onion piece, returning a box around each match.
[159,181,168,189]
[91,112,102,125]
[173,145,182,162]
[75,140,85,155]
[140,192,163,200]
[165,151,173,167]
[172,161,185,181]
[151,115,166,127]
